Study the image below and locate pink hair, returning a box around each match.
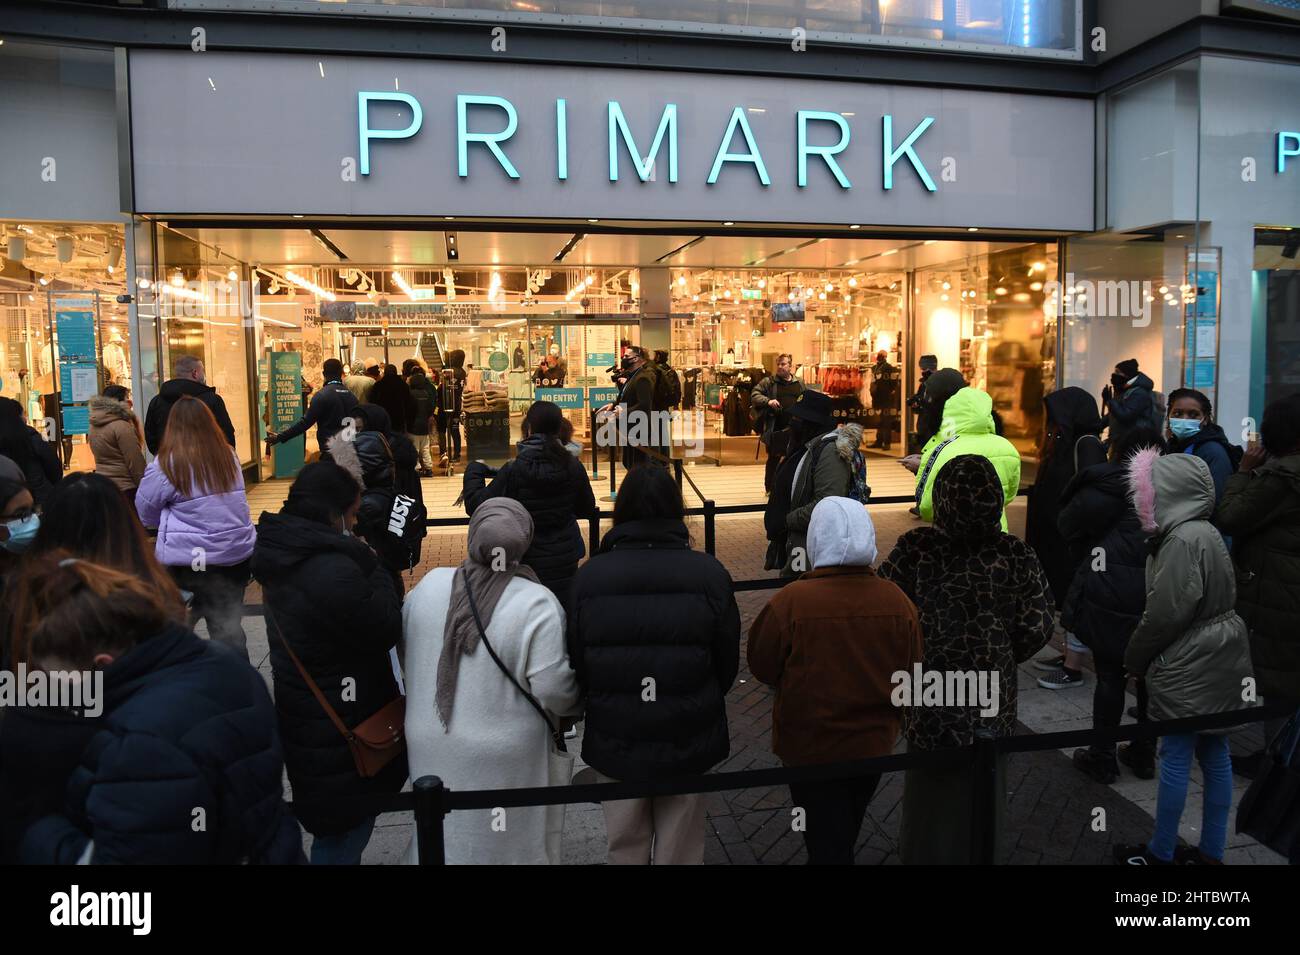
[1127,445,1161,534]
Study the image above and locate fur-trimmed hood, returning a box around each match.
[1127,446,1214,536]
[88,395,136,427]
[827,422,864,461]
[327,433,364,485]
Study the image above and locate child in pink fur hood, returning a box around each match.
[1115,448,1253,866]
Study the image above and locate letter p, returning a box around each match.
[358,92,424,176]
[1278,132,1300,174]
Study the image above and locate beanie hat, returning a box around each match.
[1115,358,1139,378]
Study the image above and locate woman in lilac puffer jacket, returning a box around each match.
[136,395,257,660]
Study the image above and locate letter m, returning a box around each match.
[1097,280,1129,319]
[608,103,678,183]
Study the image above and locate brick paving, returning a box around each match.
[236,477,1284,865]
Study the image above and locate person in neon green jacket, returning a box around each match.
[914,386,1022,530]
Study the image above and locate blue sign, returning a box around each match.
[535,387,584,409]
[588,387,619,408]
[61,405,91,436]
[586,352,616,368]
[1278,131,1300,173]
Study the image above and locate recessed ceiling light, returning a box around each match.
[849,224,861,230]
[587,219,599,223]
[723,221,735,226]
[967,227,979,232]
[444,216,455,220]
[292,214,304,219]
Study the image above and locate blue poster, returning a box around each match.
[535,387,585,409]
[61,405,91,436]
[270,351,305,479]
[588,387,619,408]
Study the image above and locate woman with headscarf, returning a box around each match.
[401,497,581,865]
[879,454,1055,864]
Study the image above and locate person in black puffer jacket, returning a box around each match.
[568,464,739,864]
[462,401,596,608]
[369,364,416,436]
[251,462,407,864]
[5,554,302,864]
[1057,426,1165,783]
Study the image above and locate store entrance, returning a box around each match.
[149,222,1060,500]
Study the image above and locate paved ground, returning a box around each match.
[230,482,1286,865]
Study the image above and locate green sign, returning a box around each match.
[269,351,305,479]
[488,350,509,372]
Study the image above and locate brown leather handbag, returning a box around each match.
[268,608,406,778]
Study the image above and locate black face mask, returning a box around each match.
[621,356,636,370]
[1110,372,1128,390]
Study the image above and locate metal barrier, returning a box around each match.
[317,704,1289,865]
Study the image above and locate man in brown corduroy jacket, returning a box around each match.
[748,496,923,865]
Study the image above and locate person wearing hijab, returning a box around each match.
[879,454,1054,864]
[401,497,581,865]
[748,497,923,865]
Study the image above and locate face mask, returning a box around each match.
[1169,418,1202,440]
[1110,373,1127,389]
[1,514,40,553]
[620,356,635,370]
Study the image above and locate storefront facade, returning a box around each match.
[3,1,1298,485]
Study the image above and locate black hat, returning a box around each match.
[1115,358,1139,378]
[787,389,834,428]
[919,354,938,372]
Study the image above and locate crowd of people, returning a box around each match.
[0,346,1297,867]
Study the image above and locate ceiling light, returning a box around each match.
[850,224,861,230]
[285,269,337,301]
[995,287,1008,296]
[588,219,599,223]
[824,283,834,292]
[967,227,979,232]
[1029,281,1043,291]
[170,270,185,287]
[723,221,735,226]
[227,268,238,281]
[941,280,951,290]
[848,277,858,287]
[38,275,50,286]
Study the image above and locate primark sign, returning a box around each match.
[129,51,1094,230]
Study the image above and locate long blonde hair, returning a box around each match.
[157,395,239,496]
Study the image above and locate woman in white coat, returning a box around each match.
[401,497,581,864]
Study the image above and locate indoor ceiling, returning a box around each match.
[169,225,1035,274]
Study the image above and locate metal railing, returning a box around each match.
[337,704,1290,865]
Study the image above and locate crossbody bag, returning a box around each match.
[267,606,405,778]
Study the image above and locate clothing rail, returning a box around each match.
[295,704,1290,865]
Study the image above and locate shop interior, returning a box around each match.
[138,224,1062,493]
[0,219,129,471]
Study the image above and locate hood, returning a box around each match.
[933,454,1005,542]
[1124,371,1154,393]
[924,368,965,408]
[939,387,995,437]
[159,378,214,400]
[102,624,205,705]
[1127,447,1213,535]
[600,517,690,553]
[1063,458,1128,504]
[327,434,364,484]
[807,496,877,568]
[1044,386,1104,437]
[88,395,134,426]
[359,402,393,433]
[513,435,574,485]
[252,510,378,582]
[805,422,864,462]
[1257,452,1300,489]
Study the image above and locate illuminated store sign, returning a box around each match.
[1279,131,1300,173]
[357,92,938,192]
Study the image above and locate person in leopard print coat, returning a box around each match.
[879,453,1055,863]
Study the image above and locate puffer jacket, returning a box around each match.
[914,387,1022,530]
[87,396,145,492]
[781,422,864,576]
[251,510,406,835]
[1124,450,1252,728]
[15,624,303,864]
[568,518,740,781]
[1057,460,1148,664]
[462,434,596,603]
[406,370,435,437]
[135,456,256,568]
[1169,421,1236,503]
[1025,386,1105,604]
[1106,371,1156,450]
[1215,452,1300,704]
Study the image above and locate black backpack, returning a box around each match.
[652,363,681,409]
